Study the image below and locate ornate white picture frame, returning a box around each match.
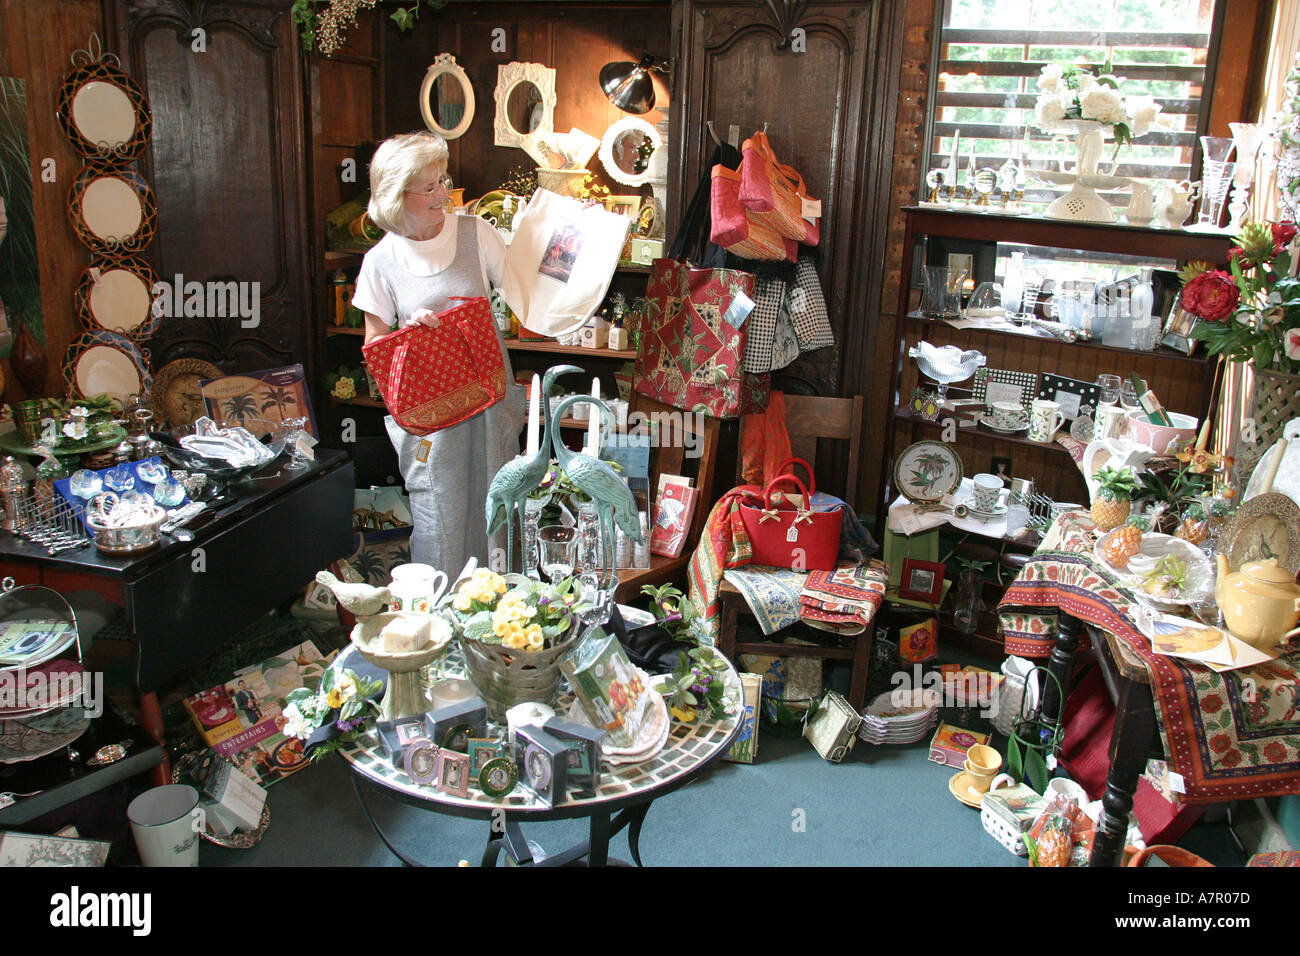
[419,53,474,140]
[493,61,555,151]
[598,116,661,188]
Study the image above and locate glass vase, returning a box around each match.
[522,496,547,580]
[576,500,602,575]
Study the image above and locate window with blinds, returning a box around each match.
[930,0,1218,210]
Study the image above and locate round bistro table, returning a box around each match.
[336,648,743,867]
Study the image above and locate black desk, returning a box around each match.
[0,450,355,780]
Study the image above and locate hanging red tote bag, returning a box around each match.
[361,295,507,435]
[737,132,821,246]
[709,164,797,262]
[737,473,841,571]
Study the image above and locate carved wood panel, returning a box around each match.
[105,0,311,378]
[670,0,903,418]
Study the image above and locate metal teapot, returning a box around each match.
[1214,556,1300,650]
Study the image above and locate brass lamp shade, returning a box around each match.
[599,57,659,114]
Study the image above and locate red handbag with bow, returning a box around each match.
[737,471,840,571]
[361,295,506,436]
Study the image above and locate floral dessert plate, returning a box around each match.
[0,708,90,763]
[894,440,962,504]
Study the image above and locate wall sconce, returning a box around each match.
[598,55,670,114]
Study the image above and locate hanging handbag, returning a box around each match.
[361,295,506,436]
[787,255,834,351]
[634,143,770,419]
[736,473,841,571]
[744,275,800,373]
[738,132,821,246]
[709,164,797,262]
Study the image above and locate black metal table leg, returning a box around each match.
[352,773,428,867]
[588,811,611,866]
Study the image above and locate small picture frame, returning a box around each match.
[513,724,570,807]
[468,738,504,776]
[604,194,642,218]
[1036,373,1100,422]
[972,368,1039,413]
[478,756,518,798]
[898,558,946,604]
[403,738,441,785]
[436,750,471,798]
[1161,304,1201,355]
[377,716,432,770]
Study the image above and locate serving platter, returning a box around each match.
[0,708,90,763]
[75,258,160,340]
[66,166,156,256]
[55,39,151,165]
[894,440,963,504]
[149,358,223,430]
[62,329,152,403]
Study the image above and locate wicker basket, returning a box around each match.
[1234,365,1300,481]
[460,626,583,722]
[981,803,1028,856]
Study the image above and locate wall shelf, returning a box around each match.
[507,340,637,361]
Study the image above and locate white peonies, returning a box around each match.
[1030,63,1156,149]
[1080,86,1125,125]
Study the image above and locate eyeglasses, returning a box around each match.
[408,174,454,197]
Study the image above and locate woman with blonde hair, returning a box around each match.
[353,130,525,575]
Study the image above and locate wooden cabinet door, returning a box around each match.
[669,0,903,399]
[106,0,312,380]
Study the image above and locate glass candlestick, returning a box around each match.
[521,496,548,580]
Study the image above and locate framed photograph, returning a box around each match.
[467,738,503,776]
[377,716,431,769]
[1162,304,1201,355]
[436,750,471,798]
[898,558,946,604]
[972,368,1039,413]
[604,194,641,218]
[403,738,440,785]
[1036,373,1101,422]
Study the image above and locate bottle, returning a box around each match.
[608,316,629,352]
[1130,372,1173,426]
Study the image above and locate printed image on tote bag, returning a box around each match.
[538,224,583,283]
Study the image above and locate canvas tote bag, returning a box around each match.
[501,188,632,337]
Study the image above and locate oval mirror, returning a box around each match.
[507,81,542,134]
[599,117,661,188]
[419,54,474,140]
[493,62,555,150]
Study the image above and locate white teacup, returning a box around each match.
[972,473,1003,511]
[990,401,1026,430]
[1028,399,1066,443]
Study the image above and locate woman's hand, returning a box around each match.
[405,308,441,329]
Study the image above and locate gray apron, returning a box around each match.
[382,220,526,575]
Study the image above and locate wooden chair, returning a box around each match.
[612,393,725,603]
[715,395,875,710]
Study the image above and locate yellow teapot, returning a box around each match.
[1214,556,1300,650]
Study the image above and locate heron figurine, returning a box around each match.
[485,364,585,575]
[548,393,642,585]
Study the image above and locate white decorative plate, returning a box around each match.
[893,440,962,504]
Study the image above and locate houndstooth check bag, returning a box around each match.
[743,275,799,373]
[788,256,833,351]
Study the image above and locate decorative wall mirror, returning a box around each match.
[55,35,151,165]
[493,62,556,150]
[74,258,160,341]
[419,54,474,140]
[599,117,661,188]
[66,166,157,255]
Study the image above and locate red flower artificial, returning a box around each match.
[1179,270,1239,322]
[1273,221,1298,255]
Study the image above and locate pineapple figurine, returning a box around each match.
[1091,465,1139,532]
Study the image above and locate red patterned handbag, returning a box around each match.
[361,296,506,435]
[709,164,797,262]
[736,473,840,571]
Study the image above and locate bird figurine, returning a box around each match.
[485,364,585,575]
[549,393,642,582]
[315,570,392,618]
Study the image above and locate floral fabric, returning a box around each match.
[998,512,1300,803]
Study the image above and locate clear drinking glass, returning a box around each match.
[537,525,577,584]
[1095,374,1121,406]
[1120,378,1145,411]
[279,417,309,471]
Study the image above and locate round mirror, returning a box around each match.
[599,117,661,188]
[419,54,474,140]
[506,82,542,134]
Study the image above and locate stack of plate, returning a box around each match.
[856,688,939,745]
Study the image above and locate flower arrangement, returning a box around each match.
[446,568,585,652]
[640,583,730,721]
[1180,220,1300,370]
[291,0,446,55]
[326,365,366,401]
[1032,61,1162,149]
[281,667,384,760]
